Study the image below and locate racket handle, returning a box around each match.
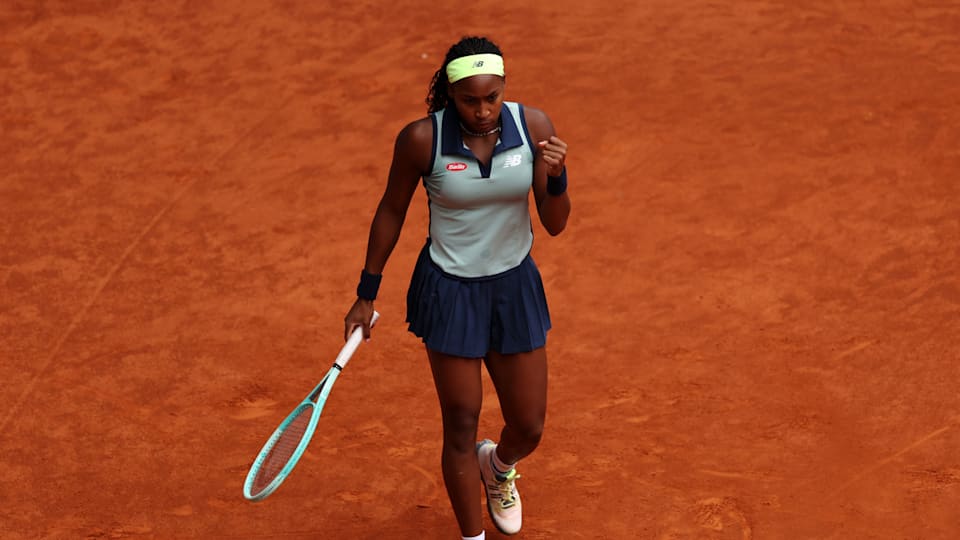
[335,310,379,369]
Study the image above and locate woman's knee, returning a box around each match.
[440,405,481,451]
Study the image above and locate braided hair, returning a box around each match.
[425,36,504,113]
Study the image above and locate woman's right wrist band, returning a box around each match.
[547,167,567,196]
[356,269,382,301]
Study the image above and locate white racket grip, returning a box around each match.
[335,310,379,369]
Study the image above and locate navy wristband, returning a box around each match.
[547,167,567,196]
[356,270,382,301]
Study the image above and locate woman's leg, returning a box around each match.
[427,347,484,537]
[483,347,548,465]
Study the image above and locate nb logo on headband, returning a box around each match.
[473,60,484,67]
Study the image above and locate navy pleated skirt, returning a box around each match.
[406,240,552,358]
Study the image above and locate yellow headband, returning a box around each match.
[445,54,505,84]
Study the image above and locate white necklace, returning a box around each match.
[460,122,501,137]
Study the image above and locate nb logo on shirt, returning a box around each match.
[502,154,523,168]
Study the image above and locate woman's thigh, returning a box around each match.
[483,347,548,430]
[427,348,484,439]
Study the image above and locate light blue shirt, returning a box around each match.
[424,102,537,278]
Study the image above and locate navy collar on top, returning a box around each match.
[440,102,524,160]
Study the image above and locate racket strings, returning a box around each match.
[252,408,313,494]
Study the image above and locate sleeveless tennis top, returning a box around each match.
[424,102,537,278]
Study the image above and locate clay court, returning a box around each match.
[2,1,959,538]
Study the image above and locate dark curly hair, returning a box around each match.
[425,36,504,114]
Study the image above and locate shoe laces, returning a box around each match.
[492,468,520,509]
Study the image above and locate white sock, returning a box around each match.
[491,445,516,475]
[462,531,485,540]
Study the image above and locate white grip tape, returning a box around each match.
[335,311,379,369]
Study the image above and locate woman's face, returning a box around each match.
[448,74,505,134]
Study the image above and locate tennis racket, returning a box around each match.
[243,310,380,501]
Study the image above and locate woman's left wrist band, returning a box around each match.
[357,269,382,301]
[547,167,567,196]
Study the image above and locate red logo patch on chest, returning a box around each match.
[446,162,468,172]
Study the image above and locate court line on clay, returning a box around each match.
[831,340,875,362]
[0,99,292,434]
[824,418,958,500]
[698,469,785,481]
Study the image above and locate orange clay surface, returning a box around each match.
[2,2,959,539]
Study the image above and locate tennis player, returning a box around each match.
[344,36,571,539]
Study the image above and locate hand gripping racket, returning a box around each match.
[243,311,379,501]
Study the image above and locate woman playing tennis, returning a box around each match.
[344,36,571,539]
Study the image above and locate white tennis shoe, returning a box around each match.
[476,439,522,535]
